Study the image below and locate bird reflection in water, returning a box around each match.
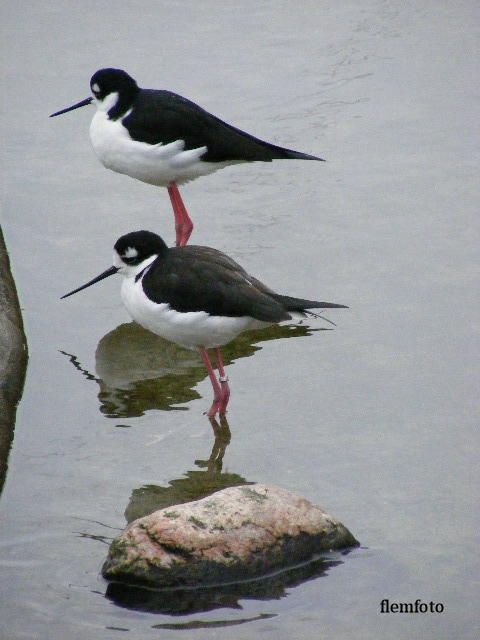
[61,320,329,521]
[123,414,244,524]
[62,320,326,418]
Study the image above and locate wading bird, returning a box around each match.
[50,69,323,246]
[61,231,347,416]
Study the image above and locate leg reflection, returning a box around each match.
[195,415,232,473]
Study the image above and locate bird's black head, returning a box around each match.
[90,68,139,102]
[114,230,168,268]
[61,230,168,300]
[50,68,139,119]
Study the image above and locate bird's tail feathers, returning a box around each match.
[272,294,348,311]
[276,147,324,161]
[257,142,324,161]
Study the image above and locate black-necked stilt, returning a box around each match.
[61,230,347,416]
[50,68,324,247]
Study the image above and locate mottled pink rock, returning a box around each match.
[102,484,358,587]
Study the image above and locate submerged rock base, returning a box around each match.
[102,484,359,588]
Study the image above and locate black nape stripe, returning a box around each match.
[135,264,152,282]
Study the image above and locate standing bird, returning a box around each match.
[61,231,347,416]
[50,68,323,246]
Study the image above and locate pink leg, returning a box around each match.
[214,347,230,415]
[167,181,193,247]
[199,346,222,417]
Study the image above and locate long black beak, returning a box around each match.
[50,97,93,117]
[61,266,119,299]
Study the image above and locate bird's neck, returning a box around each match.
[131,254,159,282]
[98,90,135,121]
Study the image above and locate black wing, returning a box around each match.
[122,89,322,162]
[141,246,291,322]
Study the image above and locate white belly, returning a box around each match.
[120,277,270,350]
[89,111,238,187]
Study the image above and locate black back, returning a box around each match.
[139,243,347,321]
[141,245,291,322]
[122,88,322,162]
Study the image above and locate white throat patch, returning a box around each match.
[96,91,119,112]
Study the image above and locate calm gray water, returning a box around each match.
[1,1,478,638]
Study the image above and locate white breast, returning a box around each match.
[120,276,270,350]
[89,109,237,187]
